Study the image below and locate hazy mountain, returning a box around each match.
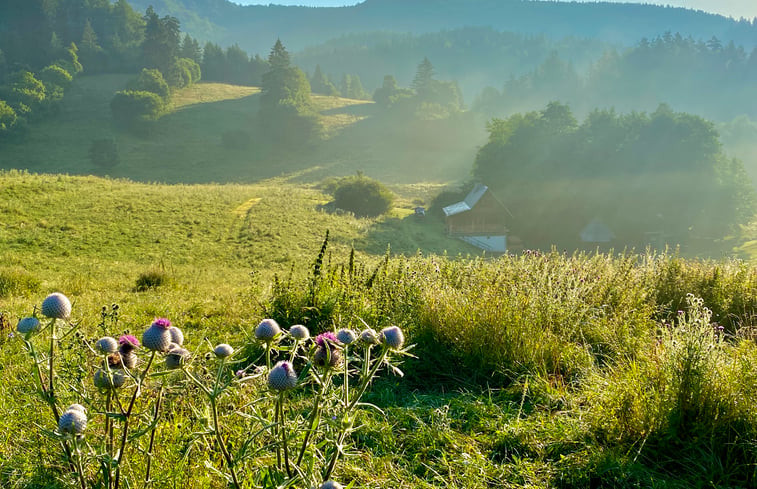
[126,0,757,54]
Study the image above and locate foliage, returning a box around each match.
[332,175,394,218]
[134,268,169,291]
[473,103,756,249]
[0,100,17,134]
[128,68,170,101]
[167,57,201,88]
[110,90,164,127]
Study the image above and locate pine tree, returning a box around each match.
[412,57,435,94]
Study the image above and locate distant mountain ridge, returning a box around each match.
[127,0,757,54]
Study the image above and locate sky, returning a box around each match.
[234,1,757,19]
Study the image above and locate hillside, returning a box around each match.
[0,75,481,185]
[128,0,757,54]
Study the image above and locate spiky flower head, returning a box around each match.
[58,407,87,435]
[359,328,380,346]
[121,352,138,369]
[165,346,190,370]
[68,403,87,414]
[214,343,234,358]
[169,326,184,346]
[143,321,173,352]
[314,331,339,348]
[319,481,343,489]
[41,292,72,319]
[94,368,126,389]
[107,353,123,369]
[255,318,281,342]
[380,326,405,350]
[17,317,40,334]
[336,329,357,345]
[268,361,298,391]
[96,336,119,354]
[289,324,310,341]
[118,335,140,354]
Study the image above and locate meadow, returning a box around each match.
[2,77,757,488]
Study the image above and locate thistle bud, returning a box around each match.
[359,328,380,346]
[319,481,343,489]
[169,326,184,346]
[268,361,298,391]
[289,324,310,341]
[142,318,173,352]
[96,336,119,354]
[58,407,87,435]
[255,318,281,342]
[94,368,126,389]
[380,326,404,350]
[214,343,234,358]
[165,347,190,370]
[41,292,71,319]
[336,329,357,345]
[17,317,40,334]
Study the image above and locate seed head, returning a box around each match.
[336,329,357,345]
[268,361,298,391]
[165,347,190,370]
[255,319,281,342]
[17,317,40,334]
[143,323,172,352]
[96,336,119,354]
[380,326,405,350]
[58,407,87,435]
[214,343,234,358]
[41,292,72,319]
[121,352,138,369]
[319,481,343,489]
[359,328,380,345]
[94,368,126,389]
[289,324,310,341]
[169,326,184,346]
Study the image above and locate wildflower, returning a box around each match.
[289,324,310,341]
[118,335,140,353]
[255,318,281,342]
[17,317,40,334]
[359,328,380,345]
[94,368,126,389]
[380,326,404,350]
[214,343,234,358]
[96,336,119,354]
[142,318,173,352]
[169,326,184,346]
[165,346,190,370]
[314,332,342,368]
[58,406,87,435]
[336,329,357,345]
[41,292,72,319]
[268,361,298,391]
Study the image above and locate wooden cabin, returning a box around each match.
[442,184,509,252]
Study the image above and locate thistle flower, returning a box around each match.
[118,334,140,354]
[68,403,87,413]
[142,318,173,352]
[16,317,40,334]
[169,326,184,346]
[58,407,87,435]
[214,343,234,358]
[255,318,281,342]
[319,481,343,489]
[336,329,357,345]
[359,328,380,346]
[41,292,71,319]
[94,368,126,389]
[96,336,119,354]
[314,331,339,348]
[289,324,310,341]
[165,346,190,370]
[380,326,404,350]
[268,361,298,391]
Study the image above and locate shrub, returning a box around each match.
[39,64,72,91]
[0,100,17,134]
[110,90,164,126]
[89,138,119,169]
[168,58,201,88]
[332,175,394,218]
[128,68,170,101]
[134,269,169,291]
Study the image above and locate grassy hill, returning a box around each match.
[0,75,480,185]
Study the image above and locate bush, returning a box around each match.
[89,138,119,168]
[134,269,169,291]
[110,90,164,126]
[39,65,72,92]
[0,100,17,134]
[128,68,170,101]
[168,58,201,88]
[332,175,394,217]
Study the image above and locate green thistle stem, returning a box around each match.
[144,385,164,487]
[114,351,156,489]
[279,392,292,478]
[296,370,332,466]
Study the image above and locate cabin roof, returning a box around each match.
[442,183,489,217]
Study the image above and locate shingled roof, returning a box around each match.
[442,183,489,217]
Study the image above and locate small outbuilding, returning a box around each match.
[580,218,615,244]
[442,184,509,252]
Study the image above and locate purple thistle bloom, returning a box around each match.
[119,335,140,347]
[153,318,172,329]
[314,332,339,348]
